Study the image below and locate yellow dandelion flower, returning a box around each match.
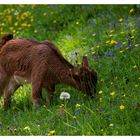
[47,130,55,136]
[120,105,125,110]
[76,21,79,25]
[110,82,113,85]
[106,40,110,44]
[99,98,103,102]
[101,129,104,132]
[125,47,129,50]
[99,90,103,94]
[7,16,12,22]
[24,126,30,130]
[138,77,140,80]
[91,51,95,55]
[110,30,114,33]
[75,103,81,108]
[96,45,100,48]
[60,103,64,108]
[120,50,124,53]
[109,34,113,37]
[131,29,135,33]
[119,18,123,22]
[110,91,115,96]
[14,22,18,26]
[34,30,37,33]
[122,42,126,45]
[12,30,16,33]
[120,31,125,34]
[110,39,118,45]
[73,116,77,119]
[129,8,134,14]
[133,65,137,69]
[131,36,134,39]
[92,34,96,36]
[135,44,139,47]
[43,13,47,16]
[109,123,114,127]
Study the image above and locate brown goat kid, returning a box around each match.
[0,34,97,109]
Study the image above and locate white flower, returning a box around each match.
[60,92,70,100]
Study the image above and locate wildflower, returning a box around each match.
[125,47,129,50]
[131,29,135,33]
[120,50,124,53]
[110,82,113,85]
[129,8,134,14]
[119,18,123,22]
[73,116,77,119]
[131,36,134,39]
[138,77,140,80]
[99,98,103,102]
[34,30,37,33]
[47,130,55,136]
[101,129,104,132]
[122,42,126,45]
[110,30,114,33]
[120,31,125,34]
[7,16,12,22]
[106,40,110,44]
[60,92,70,100]
[96,45,100,48]
[92,33,96,36]
[76,21,79,25]
[91,51,95,55]
[75,103,81,108]
[24,126,30,131]
[59,103,64,108]
[110,39,118,45]
[14,22,18,26]
[109,34,113,37]
[120,105,125,110]
[133,65,137,69]
[135,85,138,87]
[99,90,103,94]
[110,91,115,96]
[43,13,47,16]
[135,44,139,47]
[109,123,114,127]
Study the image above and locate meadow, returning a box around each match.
[0,5,140,135]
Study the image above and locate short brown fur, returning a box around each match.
[0,34,97,109]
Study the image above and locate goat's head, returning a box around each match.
[69,56,97,97]
[0,33,13,48]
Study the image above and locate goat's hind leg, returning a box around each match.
[0,68,9,97]
[3,79,20,109]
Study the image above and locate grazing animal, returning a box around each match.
[0,34,97,109]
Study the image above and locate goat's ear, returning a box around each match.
[82,56,89,68]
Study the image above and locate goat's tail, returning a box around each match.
[0,33,13,49]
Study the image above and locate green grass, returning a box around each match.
[0,5,140,136]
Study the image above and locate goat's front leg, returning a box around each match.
[31,80,43,108]
[31,68,45,108]
[46,84,55,106]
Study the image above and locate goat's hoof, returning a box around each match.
[32,99,42,108]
